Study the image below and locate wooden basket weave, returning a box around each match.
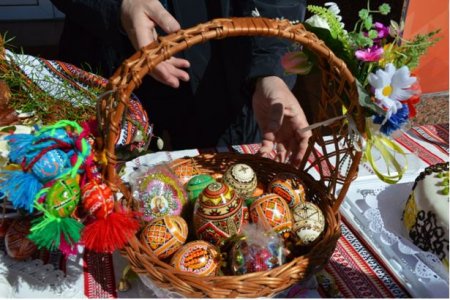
[97,17,365,298]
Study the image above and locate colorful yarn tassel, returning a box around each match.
[0,171,42,212]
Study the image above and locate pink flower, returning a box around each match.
[355,45,384,62]
[281,51,313,75]
[374,22,389,40]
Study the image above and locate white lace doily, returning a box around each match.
[340,179,449,298]
[0,248,85,298]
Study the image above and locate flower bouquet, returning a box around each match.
[282,1,440,183]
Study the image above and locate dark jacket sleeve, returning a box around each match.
[234,0,307,88]
[50,0,124,44]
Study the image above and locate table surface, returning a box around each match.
[1,123,448,298]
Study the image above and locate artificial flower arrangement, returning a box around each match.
[282,1,440,183]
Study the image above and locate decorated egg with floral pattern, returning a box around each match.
[223,163,257,199]
[185,174,215,203]
[141,215,188,259]
[292,202,325,246]
[193,182,245,246]
[268,173,306,208]
[170,240,221,276]
[135,170,187,222]
[45,177,80,217]
[249,193,293,238]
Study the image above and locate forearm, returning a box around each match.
[51,0,123,44]
[235,0,307,88]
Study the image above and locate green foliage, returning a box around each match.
[394,30,442,70]
[307,5,349,48]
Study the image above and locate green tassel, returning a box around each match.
[28,216,83,251]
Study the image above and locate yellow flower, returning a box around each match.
[378,43,397,68]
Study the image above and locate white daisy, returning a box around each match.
[368,63,416,122]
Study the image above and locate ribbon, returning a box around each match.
[363,118,408,184]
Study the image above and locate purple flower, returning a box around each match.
[355,45,384,62]
[374,22,390,40]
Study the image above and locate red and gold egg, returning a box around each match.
[170,240,221,276]
[193,182,245,246]
[268,172,306,208]
[249,193,293,238]
[141,215,188,259]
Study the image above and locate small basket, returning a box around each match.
[97,17,365,298]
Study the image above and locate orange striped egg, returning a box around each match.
[170,240,221,276]
[249,193,293,238]
[141,215,188,259]
[81,181,114,219]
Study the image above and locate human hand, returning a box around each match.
[252,76,312,168]
[120,0,190,88]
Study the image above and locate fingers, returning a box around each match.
[151,58,190,88]
[146,0,180,33]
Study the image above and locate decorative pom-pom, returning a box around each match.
[0,170,42,212]
[5,134,34,163]
[81,210,140,253]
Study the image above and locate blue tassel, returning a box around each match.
[5,134,34,164]
[0,171,43,212]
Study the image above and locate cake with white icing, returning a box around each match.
[403,162,449,268]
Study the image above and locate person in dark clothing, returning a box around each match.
[50,0,311,167]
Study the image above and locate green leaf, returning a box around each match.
[368,29,378,39]
[356,80,385,116]
[364,15,373,30]
[359,9,369,19]
[379,3,391,15]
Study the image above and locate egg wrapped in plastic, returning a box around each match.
[185,174,215,203]
[141,215,188,259]
[292,202,325,246]
[228,231,286,275]
[268,172,306,208]
[170,240,221,276]
[249,193,293,238]
[133,167,187,222]
[45,177,80,217]
[223,163,257,199]
[193,182,245,246]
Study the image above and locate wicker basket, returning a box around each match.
[96,17,365,298]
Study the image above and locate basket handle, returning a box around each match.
[99,17,362,207]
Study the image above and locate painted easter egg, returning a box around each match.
[5,218,37,260]
[31,149,69,182]
[185,174,215,203]
[268,173,306,208]
[170,240,221,276]
[292,202,325,246]
[81,181,114,219]
[250,193,293,238]
[45,177,80,218]
[141,215,188,259]
[193,182,245,245]
[135,171,187,222]
[229,234,285,275]
[223,163,257,199]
